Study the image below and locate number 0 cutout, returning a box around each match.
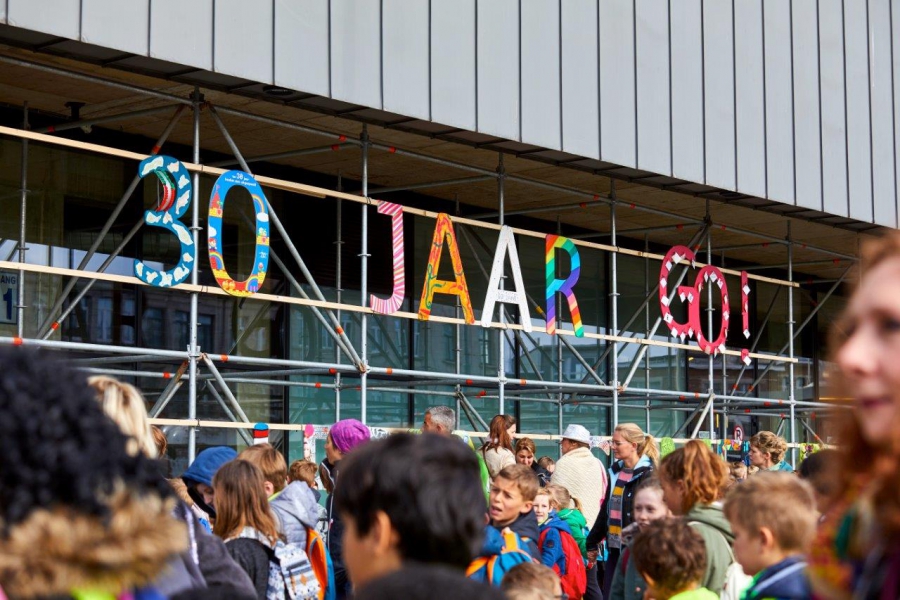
[208,170,271,297]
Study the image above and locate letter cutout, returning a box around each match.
[207,170,271,297]
[659,245,696,341]
[369,202,406,314]
[134,155,194,288]
[481,226,532,331]
[690,265,729,355]
[741,271,750,339]
[545,235,584,337]
[418,213,474,323]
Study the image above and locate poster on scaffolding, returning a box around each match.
[0,270,18,325]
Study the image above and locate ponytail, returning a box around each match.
[546,484,583,513]
[640,433,660,465]
[571,495,584,513]
[614,423,659,465]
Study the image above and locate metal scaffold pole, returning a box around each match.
[611,187,619,430]
[707,204,714,439]
[360,125,369,423]
[498,153,506,416]
[17,102,27,338]
[187,88,202,463]
[644,235,651,433]
[788,223,797,467]
[335,173,343,421]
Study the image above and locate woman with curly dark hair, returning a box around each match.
[0,347,186,599]
[808,232,900,599]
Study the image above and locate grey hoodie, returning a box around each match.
[270,481,322,549]
[685,503,735,595]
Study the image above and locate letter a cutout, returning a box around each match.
[419,213,475,323]
[481,226,532,332]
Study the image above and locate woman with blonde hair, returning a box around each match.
[480,414,517,479]
[88,375,157,458]
[807,231,900,599]
[586,423,659,598]
[748,430,792,472]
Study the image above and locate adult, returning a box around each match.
[658,440,734,595]
[514,437,551,487]
[550,424,608,600]
[0,348,186,599]
[586,422,659,599]
[748,430,793,473]
[325,418,372,600]
[479,414,517,479]
[424,405,491,499]
[807,232,900,599]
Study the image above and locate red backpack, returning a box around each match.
[538,527,587,599]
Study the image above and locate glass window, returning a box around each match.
[142,308,165,348]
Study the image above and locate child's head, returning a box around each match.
[631,518,706,600]
[514,437,537,467]
[533,489,556,525]
[633,476,670,527]
[334,433,486,588]
[658,440,729,515]
[288,459,318,489]
[537,456,555,473]
[238,443,288,496]
[212,459,279,546]
[490,464,539,527]
[798,449,840,513]
[729,461,748,481]
[500,562,562,600]
[723,471,817,576]
[545,484,582,513]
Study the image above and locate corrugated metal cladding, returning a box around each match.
[3,0,898,227]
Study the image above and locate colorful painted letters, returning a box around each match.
[418,213,475,324]
[369,202,406,315]
[545,235,584,337]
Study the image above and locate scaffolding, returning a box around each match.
[0,58,851,465]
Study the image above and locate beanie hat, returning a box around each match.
[330,419,371,453]
[182,446,238,487]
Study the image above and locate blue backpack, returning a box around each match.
[467,526,535,587]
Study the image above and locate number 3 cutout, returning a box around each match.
[134,155,194,288]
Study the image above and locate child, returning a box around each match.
[333,433,493,595]
[797,449,840,517]
[546,484,588,559]
[630,519,717,600]
[488,464,541,560]
[182,446,239,523]
[538,456,556,474]
[500,563,564,600]
[723,472,817,599]
[534,488,586,599]
[728,462,748,487]
[238,443,288,498]
[609,476,672,600]
[289,458,330,536]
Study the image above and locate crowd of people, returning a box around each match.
[3,231,900,600]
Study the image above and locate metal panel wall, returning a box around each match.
[792,0,822,212]
[476,0,519,140]
[561,0,599,159]
[635,0,670,176]
[383,0,429,121]
[703,0,736,191]
[274,0,330,98]
[670,0,705,183]
[331,0,382,110]
[734,0,766,198]
[7,0,79,39]
[81,0,149,56]
[844,3,873,222]
[763,0,795,205]
[213,0,273,84]
[431,0,476,131]
[894,0,900,227]
[869,0,896,227]
[149,0,213,71]
[599,0,636,168]
[521,0,561,150]
[819,0,849,217]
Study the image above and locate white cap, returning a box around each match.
[560,424,591,445]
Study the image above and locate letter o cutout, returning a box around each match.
[207,170,270,297]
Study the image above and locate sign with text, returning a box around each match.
[0,270,18,324]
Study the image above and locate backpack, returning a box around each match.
[539,527,587,599]
[265,528,335,600]
[467,527,535,587]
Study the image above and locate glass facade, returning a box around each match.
[0,121,839,470]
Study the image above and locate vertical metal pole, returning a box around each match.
[788,223,796,467]
[360,126,369,423]
[455,194,462,429]
[707,202,714,438]
[335,172,343,421]
[16,103,27,338]
[557,217,564,436]
[721,250,728,441]
[187,89,201,463]
[498,153,506,416]
[644,235,651,434]
[611,190,619,429]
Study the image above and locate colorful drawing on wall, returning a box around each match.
[481,226,532,331]
[207,170,270,297]
[369,202,406,315]
[545,235,584,337]
[418,213,475,323]
[133,155,194,288]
